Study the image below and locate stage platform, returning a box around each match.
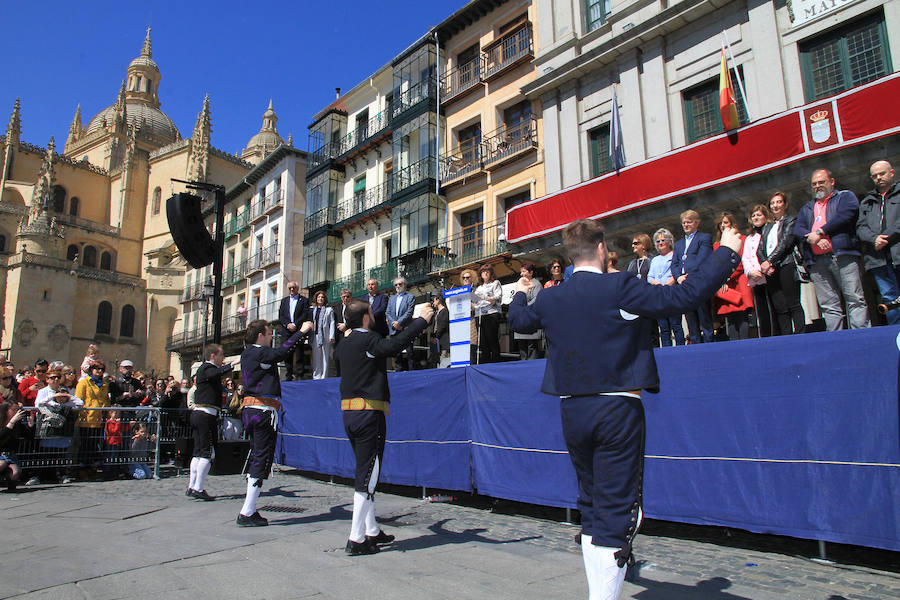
[278,326,900,552]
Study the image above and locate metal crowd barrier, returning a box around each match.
[14,406,248,482]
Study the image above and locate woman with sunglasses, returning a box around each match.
[460,269,479,363]
[544,259,566,288]
[473,265,503,363]
[36,368,83,483]
[0,367,23,406]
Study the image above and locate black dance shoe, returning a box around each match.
[185,487,193,497]
[366,530,395,545]
[236,511,269,527]
[191,489,215,501]
[345,538,380,555]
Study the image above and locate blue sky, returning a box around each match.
[0,0,465,156]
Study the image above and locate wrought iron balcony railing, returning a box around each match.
[483,24,534,81]
[439,140,482,184]
[250,189,283,222]
[246,243,280,274]
[441,57,482,103]
[392,79,437,120]
[308,141,343,172]
[393,157,437,196]
[166,299,281,350]
[326,259,398,302]
[337,109,390,157]
[304,205,335,234]
[335,180,392,225]
[430,218,508,273]
[481,116,538,167]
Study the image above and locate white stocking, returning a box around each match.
[364,498,379,536]
[195,457,211,492]
[188,457,198,490]
[240,476,262,516]
[581,535,626,600]
[349,491,367,543]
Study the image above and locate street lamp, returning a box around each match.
[201,279,215,359]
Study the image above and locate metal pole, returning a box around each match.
[212,187,225,343]
[152,407,162,479]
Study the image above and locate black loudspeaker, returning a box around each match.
[166,192,215,268]
[212,440,251,475]
[174,437,193,468]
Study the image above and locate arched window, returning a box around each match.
[151,187,161,216]
[0,235,6,253]
[67,244,78,261]
[51,185,66,213]
[82,245,97,268]
[69,197,79,216]
[96,301,112,335]
[120,305,135,337]
[100,251,113,271]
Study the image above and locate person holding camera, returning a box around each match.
[0,401,28,489]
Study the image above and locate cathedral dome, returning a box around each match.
[241,100,284,163]
[85,101,180,144]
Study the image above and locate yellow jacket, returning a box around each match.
[75,377,110,428]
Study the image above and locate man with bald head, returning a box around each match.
[858,160,900,324]
[794,168,869,330]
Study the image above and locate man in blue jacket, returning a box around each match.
[794,168,869,330]
[670,209,714,343]
[857,160,900,324]
[385,277,416,371]
[363,278,389,338]
[508,218,742,600]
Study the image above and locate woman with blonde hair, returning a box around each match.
[473,264,502,363]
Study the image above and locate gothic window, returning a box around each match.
[120,305,135,338]
[69,197,79,216]
[82,245,97,268]
[51,186,66,213]
[151,187,161,216]
[66,244,78,261]
[100,251,113,271]
[96,301,112,335]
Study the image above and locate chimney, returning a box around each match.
[335,87,341,99]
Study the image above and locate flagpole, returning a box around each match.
[722,31,751,120]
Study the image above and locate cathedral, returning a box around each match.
[0,29,287,375]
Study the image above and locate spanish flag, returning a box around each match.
[719,48,739,131]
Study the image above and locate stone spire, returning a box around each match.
[113,79,128,131]
[188,94,211,181]
[30,136,56,212]
[66,104,82,149]
[287,132,293,146]
[240,99,285,164]
[6,98,22,146]
[141,26,152,58]
[261,99,278,133]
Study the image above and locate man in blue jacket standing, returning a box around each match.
[508,218,742,600]
[385,277,416,371]
[794,168,870,330]
[670,210,714,343]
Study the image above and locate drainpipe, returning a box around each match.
[433,29,449,268]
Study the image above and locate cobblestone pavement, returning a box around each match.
[2,467,898,599]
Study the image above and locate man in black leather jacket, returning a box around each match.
[857,160,900,325]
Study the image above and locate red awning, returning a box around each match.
[507,72,900,243]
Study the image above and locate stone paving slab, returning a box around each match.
[1,468,898,600]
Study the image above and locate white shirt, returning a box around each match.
[288,294,299,324]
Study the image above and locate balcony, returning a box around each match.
[483,24,533,82]
[392,79,437,122]
[250,189,283,223]
[431,218,508,274]
[482,116,538,169]
[441,57,482,104]
[392,157,437,198]
[334,180,392,228]
[246,243,281,274]
[439,140,483,187]
[308,141,342,172]
[223,208,251,239]
[304,206,335,235]
[181,282,203,303]
[326,259,398,302]
[224,259,250,288]
[336,109,391,161]
[166,299,281,351]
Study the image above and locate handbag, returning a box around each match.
[714,287,743,305]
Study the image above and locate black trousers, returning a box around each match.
[243,407,276,480]
[752,285,776,337]
[190,410,218,459]
[767,264,805,334]
[342,410,386,494]
[478,313,501,363]
[560,394,644,553]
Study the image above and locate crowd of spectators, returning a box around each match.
[0,346,200,489]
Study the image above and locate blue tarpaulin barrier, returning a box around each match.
[277,326,900,551]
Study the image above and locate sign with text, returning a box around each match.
[790,0,858,26]
[444,285,472,367]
